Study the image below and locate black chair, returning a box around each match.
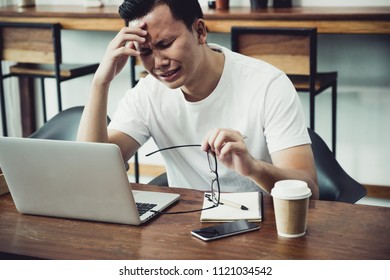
[29,106,83,141]
[308,128,366,203]
[231,27,338,155]
[27,106,132,171]
[29,106,110,141]
[0,22,99,135]
[148,129,367,204]
[148,172,169,186]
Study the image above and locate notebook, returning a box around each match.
[200,191,262,222]
[0,137,180,225]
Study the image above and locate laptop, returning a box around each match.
[0,137,180,225]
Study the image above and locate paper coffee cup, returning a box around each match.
[271,180,311,238]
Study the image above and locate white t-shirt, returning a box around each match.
[109,44,310,192]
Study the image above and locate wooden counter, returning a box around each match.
[0,5,389,34]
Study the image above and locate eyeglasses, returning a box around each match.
[146,144,220,214]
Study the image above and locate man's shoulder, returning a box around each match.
[230,50,280,73]
[215,44,284,77]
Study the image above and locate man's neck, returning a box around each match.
[181,46,225,102]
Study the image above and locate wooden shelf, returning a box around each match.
[0,5,389,34]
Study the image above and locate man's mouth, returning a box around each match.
[159,68,179,78]
[157,68,181,82]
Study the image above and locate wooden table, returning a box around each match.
[0,184,389,260]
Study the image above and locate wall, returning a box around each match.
[8,0,390,187]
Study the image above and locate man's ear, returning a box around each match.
[193,19,207,44]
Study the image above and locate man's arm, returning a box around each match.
[77,24,147,161]
[77,80,110,144]
[253,144,319,199]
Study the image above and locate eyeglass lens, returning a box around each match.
[207,151,220,206]
[207,151,217,172]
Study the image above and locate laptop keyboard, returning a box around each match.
[136,202,157,216]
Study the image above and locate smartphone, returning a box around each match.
[191,220,260,241]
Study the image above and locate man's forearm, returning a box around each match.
[77,81,110,143]
[249,159,319,200]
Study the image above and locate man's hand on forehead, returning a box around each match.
[122,21,147,51]
[130,20,147,29]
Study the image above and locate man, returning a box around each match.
[77,0,319,199]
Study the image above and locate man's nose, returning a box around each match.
[153,51,169,69]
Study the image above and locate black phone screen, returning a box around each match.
[191,220,260,241]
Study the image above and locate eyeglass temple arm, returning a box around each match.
[145,144,201,157]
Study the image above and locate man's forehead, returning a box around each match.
[129,5,192,47]
[133,24,178,50]
[130,4,176,27]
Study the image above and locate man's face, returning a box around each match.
[133,4,203,90]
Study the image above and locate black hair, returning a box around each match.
[118,0,204,30]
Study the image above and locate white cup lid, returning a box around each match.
[271,180,312,200]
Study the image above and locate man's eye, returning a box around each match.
[161,41,173,48]
[140,49,152,56]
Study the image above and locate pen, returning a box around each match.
[220,198,249,211]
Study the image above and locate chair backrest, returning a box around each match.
[231,27,317,76]
[308,128,367,203]
[29,106,110,141]
[0,22,62,64]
